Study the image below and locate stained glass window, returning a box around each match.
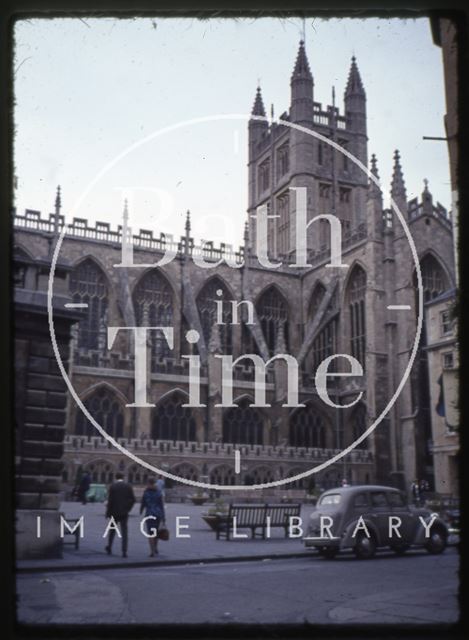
[256,287,288,356]
[75,386,124,438]
[70,259,108,350]
[133,269,174,366]
[223,398,264,445]
[152,393,196,442]
[289,404,326,448]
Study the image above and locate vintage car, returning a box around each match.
[303,485,448,559]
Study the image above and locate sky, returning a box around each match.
[13,16,450,248]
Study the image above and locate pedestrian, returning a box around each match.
[77,471,91,505]
[341,478,350,487]
[156,474,165,496]
[411,479,420,506]
[105,472,136,558]
[140,476,166,557]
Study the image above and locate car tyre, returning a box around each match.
[354,532,376,559]
[424,527,447,554]
[318,547,339,560]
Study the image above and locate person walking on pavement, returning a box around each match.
[140,476,166,557]
[77,471,90,505]
[411,479,420,506]
[156,475,166,497]
[105,472,135,558]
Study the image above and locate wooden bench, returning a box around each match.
[215,503,301,540]
[62,517,80,550]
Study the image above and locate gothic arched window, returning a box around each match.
[223,398,264,445]
[416,254,449,302]
[171,463,199,482]
[210,465,236,486]
[289,404,327,448]
[85,460,115,484]
[75,387,124,438]
[152,393,196,443]
[250,467,274,485]
[70,259,108,350]
[256,287,289,356]
[276,144,289,179]
[133,270,174,365]
[196,278,233,354]
[347,266,367,366]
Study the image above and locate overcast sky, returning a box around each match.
[13,16,450,248]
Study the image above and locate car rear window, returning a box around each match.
[319,494,341,506]
[370,492,388,507]
[388,491,406,507]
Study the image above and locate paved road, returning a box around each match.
[17,547,459,625]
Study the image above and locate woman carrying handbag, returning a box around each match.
[140,476,166,557]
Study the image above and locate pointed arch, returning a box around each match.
[289,402,329,448]
[80,381,129,407]
[249,466,275,485]
[308,281,326,317]
[210,464,236,486]
[151,390,196,443]
[256,284,289,356]
[70,257,109,351]
[414,251,451,302]
[223,397,265,445]
[133,268,174,365]
[84,459,116,484]
[196,276,233,354]
[75,386,124,439]
[13,245,33,288]
[170,462,199,482]
[14,244,34,261]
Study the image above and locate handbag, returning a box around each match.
[158,522,170,541]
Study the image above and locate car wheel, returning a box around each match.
[390,543,410,555]
[354,532,376,559]
[424,527,447,554]
[318,547,338,560]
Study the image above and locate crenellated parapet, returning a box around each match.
[64,434,374,465]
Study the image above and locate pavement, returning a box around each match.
[16,501,460,625]
[17,500,317,572]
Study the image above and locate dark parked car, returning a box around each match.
[304,485,448,559]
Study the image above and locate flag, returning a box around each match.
[436,373,445,417]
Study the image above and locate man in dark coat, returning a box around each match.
[105,472,136,557]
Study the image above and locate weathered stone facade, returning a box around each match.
[13,42,455,498]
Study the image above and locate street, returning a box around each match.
[17,547,459,625]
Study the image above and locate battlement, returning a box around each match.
[253,103,347,156]
[408,197,451,227]
[64,434,374,465]
[382,196,452,231]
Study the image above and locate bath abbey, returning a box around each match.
[14,41,456,504]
